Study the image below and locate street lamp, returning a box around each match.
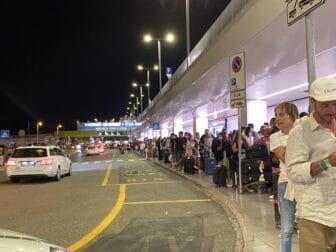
[137,64,158,105]
[36,121,43,144]
[56,124,62,136]
[132,82,146,113]
[130,93,139,117]
[143,33,175,90]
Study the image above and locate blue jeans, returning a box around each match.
[278,182,296,252]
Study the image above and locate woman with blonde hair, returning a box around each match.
[270,102,299,252]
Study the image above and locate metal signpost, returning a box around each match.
[287,0,325,26]
[229,52,246,194]
[286,0,326,111]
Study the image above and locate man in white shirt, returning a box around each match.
[286,77,336,251]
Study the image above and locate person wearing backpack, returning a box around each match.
[212,133,231,187]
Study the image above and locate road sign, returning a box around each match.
[230,99,246,108]
[230,52,246,108]
[287,0,325,26]
[18,129,25,137]
[0,130,9,138]
[152,122,160,130]
[229,52,245,92]
[230,90,246,100]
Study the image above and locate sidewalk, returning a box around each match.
[151,159,299,252]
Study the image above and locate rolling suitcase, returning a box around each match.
[204,158,216,175]
[164,150,171,163]
[242,171,260,185]
[213,165,227,187]
[196,157,202,170]
[246,144,269,159]
[183,156,195,174]
[242,159,259,174]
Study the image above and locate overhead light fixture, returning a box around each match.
[259,83,308,100]
[207,108,231,117]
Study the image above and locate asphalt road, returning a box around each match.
[0,149,238,251]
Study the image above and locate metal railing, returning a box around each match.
[140,0,247,119]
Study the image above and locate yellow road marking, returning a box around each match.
[101,164,112,186]
[124,199,211,205]
[108,181,182,186]
[68,184,126,252]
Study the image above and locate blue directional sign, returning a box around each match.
[0,130,10,138]
[152,122,160,130]
[166,67,173,79]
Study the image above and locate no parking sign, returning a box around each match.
[229,52,246,108]
[229,52,245,92]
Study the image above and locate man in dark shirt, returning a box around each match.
[175,131,187,171]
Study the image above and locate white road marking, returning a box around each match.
[73,158,146,166]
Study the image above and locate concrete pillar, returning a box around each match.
[196,116,208,135]
[174,118,183,134]
[147,128,153,139]
[160,122,169,137]
[192,111,197,135]
[247,100,267,130]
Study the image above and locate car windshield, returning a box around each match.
[12,148,48,158]
[88,146,96,149]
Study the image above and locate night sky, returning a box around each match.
[0,0,231,135]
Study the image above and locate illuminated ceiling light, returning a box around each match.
[182,119,193,125]
[327,73,336,78]
[207,108,231,117]
[259,83,308,100]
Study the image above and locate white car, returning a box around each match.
[6,146,72,183]
[0,228,67,252]
[84,145,100,156]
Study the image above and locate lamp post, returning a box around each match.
[56,124,62,136]
[36,121,42,144]
[132,82,146,113]
[144,33,175,91]
[137,64,158,105]
[130,93,139,117]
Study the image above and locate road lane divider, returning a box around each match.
[108,180,183,186]
[124,198,211,205]
[101,164,112,186]
[67,184,126,252]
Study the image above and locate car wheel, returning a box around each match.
[10,177,20,183]
[54,167,61,181]
[67,164,72,176]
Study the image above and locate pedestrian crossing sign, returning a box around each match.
[0,130,10,138]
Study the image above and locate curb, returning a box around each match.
[152,159,254,252]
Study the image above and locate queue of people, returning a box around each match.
[136,76,336,252]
